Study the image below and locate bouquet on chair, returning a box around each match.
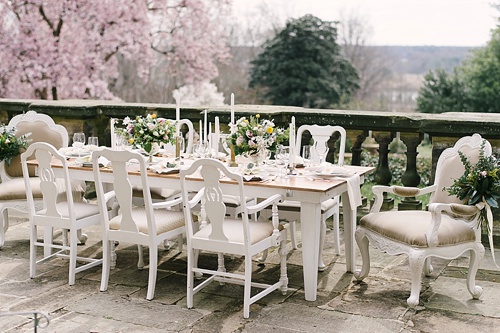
[446,140,500,226]
[0,126,30,166]
[118,114,177,155]
[228,114,288,156]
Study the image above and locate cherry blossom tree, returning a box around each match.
[0,0,231,101]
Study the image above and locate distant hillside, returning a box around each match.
[377,46,477,74]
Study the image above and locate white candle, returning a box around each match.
[215,116,220,154]
[230,93,235,126]
[174,92,181,135]
[204,109,208,144]
[199,120,203,144]
[290,116,296,165]
[110,118,116,148]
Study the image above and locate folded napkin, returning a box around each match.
[345,173,362,208]
[75,155,110,167]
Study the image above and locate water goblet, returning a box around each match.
[313,140,329,164]
[73,132,85,157]
[302,145,311,166]
[88,136,99,147]
[276,145,290,178]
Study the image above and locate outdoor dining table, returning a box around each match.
[31,155,373,302]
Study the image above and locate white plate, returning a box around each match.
[315,170,353,178]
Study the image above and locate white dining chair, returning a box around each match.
[180,158,288,318]
[266,124,347,271]
[21,142,104,285]
[92,148,186,300]
[355,134,488,307]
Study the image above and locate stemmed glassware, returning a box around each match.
[313,140,329,164]
[72,132,85,157]
[275,145,290,178]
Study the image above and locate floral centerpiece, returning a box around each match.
[119,114,177,156]
[0,126,30,166]
[445,140,500,225]
[228,114,288,157]
[446,139,500,265]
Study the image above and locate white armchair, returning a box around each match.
[0,111,85,248]
[354,134,488,307]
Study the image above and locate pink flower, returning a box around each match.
[480,171,487,177]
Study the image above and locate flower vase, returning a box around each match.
[145,142,160,163]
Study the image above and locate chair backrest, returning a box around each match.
[295,124,346,164]
[92,148,157,235]
[430,133,492,205]
[4,111,68,178]
[21,142,76,221]
[180,159,252,247]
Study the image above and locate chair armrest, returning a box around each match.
[371,184,437,213]
[247,194,284,215]
[426,202,480,247]
[103,190,116,203]
[152,195,183,210]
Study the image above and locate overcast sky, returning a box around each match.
[231,0,498,47]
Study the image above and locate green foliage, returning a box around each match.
[0,126,30,166]
[249,14,359,109]
[417,26,500,113]
[416,69,468,113]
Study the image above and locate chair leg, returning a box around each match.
[318,219,327,271]
[289,220,298,250]
[353,229,370,280]
[187,248,195,309]
[77,229,88,245]
[43,227,54,258]
[332,207,341,255]
[217,252,226,285]
[177,234,183,252]
[100,240,112,292]
[279,231,289,295]
[243,255,252,319]
[407,250,425,308]
[0,207,8,249]
[146,246,158,300]
[466,247,484,299]
[137,245,144,270]
[29,224,37,279]
[68,229,78,285]
[423,257,433,276]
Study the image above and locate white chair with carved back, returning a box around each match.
[21,142,105,285]
[179,158,288,318]
[267,124,346,271]
[0,111,86,249]
[354,134,488,307]
[92,148,186,300]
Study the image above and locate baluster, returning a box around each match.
[372,131,395,210]
[346,130,368,166]
[399,133,424,210]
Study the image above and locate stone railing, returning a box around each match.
[2,98,500,213]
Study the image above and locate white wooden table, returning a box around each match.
[45,159,373,302]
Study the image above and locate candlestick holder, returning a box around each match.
[175,135,181,162]
[229,145,238,167]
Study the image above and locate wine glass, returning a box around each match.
[73,132,85,156]
[275,145,290,178]
[302,145,311,167]
[313,140,329,164]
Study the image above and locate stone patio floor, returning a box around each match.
[1,211,500,333]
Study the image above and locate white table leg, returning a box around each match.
[300,202,321,301]
[342,191,356,272]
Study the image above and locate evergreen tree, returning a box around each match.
[249,15,359,109]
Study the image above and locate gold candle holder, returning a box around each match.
[229,145,238,167]
[175,135,181,161]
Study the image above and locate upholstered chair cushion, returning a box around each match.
[194,218,275,245]
[278,198,337,213]
[359,211,476,247]
[109,208,185,235]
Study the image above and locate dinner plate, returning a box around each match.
[315,170,353,178]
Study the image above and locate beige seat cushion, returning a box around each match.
[109,208,185,235]
[132,186,180,201]
[38,202,100,220]
[277,198,338,213]
[194,218,274,245]
[359,211,476,247]
[0,177,85,201]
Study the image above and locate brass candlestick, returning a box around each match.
[175,135,181,161]
[229,144,238,167]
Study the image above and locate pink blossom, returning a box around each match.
[480,171,487,177]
